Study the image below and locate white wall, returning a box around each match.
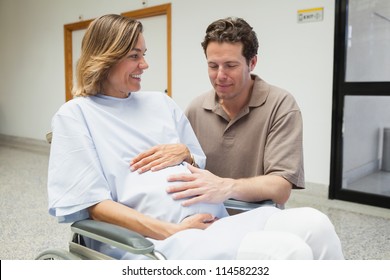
[0,0,335,185]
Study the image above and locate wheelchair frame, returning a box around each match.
[35,200,277,260]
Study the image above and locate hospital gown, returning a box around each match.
[47,92,310,260]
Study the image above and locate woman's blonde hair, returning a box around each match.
[73,14,143,97]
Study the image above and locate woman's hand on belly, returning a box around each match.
[130,144,191,173]
[178,213,218,231]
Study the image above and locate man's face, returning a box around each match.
[206,41,256,102]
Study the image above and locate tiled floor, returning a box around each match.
[345,171,390,197]
[285,182,390,260]
[1,135,390,260]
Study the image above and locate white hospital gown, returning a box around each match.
[47,92,280,260]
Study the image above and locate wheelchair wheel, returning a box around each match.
[35,249,81,260]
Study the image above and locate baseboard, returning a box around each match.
[342,159,380,186]
[0,134,50,154]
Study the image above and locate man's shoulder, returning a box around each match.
[258,79,299,107]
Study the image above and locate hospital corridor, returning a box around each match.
[1,0,390,263]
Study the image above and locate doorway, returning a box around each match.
[329,0,390,208]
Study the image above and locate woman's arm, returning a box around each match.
[88,200,215,240]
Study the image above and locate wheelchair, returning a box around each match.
[35,199,277,260]
[36,132,278,260]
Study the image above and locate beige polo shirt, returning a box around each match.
[185,75,304,189]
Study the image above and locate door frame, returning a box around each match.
[329,0,390,209]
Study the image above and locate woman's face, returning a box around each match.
[103,33,149,98]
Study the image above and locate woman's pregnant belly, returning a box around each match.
[119,163,228,223]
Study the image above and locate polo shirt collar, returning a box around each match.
[202,74,269,112]
[248,75,269,108]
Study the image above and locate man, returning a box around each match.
[131,17,304,207]
[129,17,344,259]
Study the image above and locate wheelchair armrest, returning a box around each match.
[71,219,155,256]
[224,199,276,212]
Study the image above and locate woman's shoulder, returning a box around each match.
[54,96,92,118]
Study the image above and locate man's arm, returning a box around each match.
[229,174,292,204]
[166,165,292,206]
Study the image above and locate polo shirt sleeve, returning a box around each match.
[264,107,305,189]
